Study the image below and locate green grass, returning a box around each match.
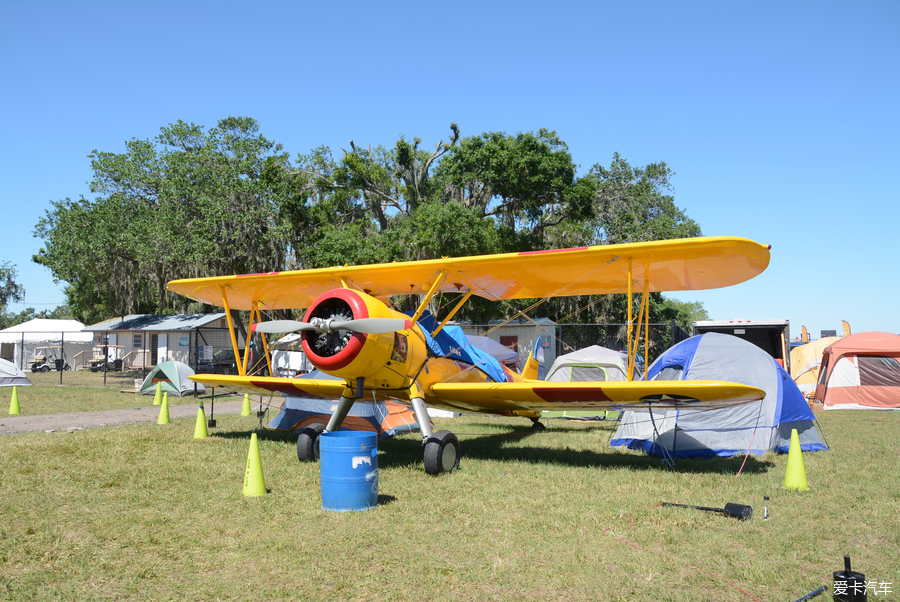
[7,371,239,415]
[0,410,897,600]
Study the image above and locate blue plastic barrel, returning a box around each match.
[319,430,379,512]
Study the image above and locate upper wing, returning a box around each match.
[167,236,769,309]
[427,380,765,412]
[190,374,347,399]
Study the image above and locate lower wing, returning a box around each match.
[189,374,347,399]
[427,380,764,412]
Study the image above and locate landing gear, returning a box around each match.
[530,417,546,431]
[410,395,460,475]
[296,423,325,462]
[423,430,460,475]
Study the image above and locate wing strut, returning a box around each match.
[241,304,256,375]
[254,305,274,376]
[625,262,651,380]
[241,303,274,376]
[410,270,447,324]
[221,288,244,376]
[626,261,633,380]
[432,290,473,337]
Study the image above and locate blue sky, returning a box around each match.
[2,1,898,336]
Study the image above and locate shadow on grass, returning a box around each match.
[209,423,774,474]
[211,428,297,444]
[379,423,774,474]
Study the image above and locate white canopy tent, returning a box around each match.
[0,319,93,371]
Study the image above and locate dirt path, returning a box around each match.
[0,399,249,434]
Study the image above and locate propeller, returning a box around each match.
[253,317,411,335]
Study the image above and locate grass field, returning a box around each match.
[0,407,897,600]
[7,371,239,415]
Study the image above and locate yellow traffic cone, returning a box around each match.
[152,382,162,406]
[8,386,21,416]
[242,432,267,497]
[241,393,252,417]
[193,406,209,439]
[157,391,171,425]
[783,428,809,491]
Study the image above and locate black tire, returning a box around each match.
[40,365,51,373]
[423,430,460,475]
[296,423,325,462]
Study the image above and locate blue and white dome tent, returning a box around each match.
[611,332,828,457]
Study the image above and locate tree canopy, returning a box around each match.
[0,262,25,319]
[34,117,703,330]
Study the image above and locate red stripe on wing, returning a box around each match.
[533,387,611,402]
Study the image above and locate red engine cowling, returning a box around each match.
[300,288,369,371]
[299,288,427,388]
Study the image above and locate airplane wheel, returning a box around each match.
[296,423,325,462]
[423,430,460,475]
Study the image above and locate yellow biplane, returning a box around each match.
[167,236,770,474]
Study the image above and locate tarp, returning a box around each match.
[417,312,508,383]
[542,345,629,419]
[467,336,518,365]
[139,360,205,396]
[268,369,419,436]
[815,332,900,410]
[790,337,841,394]
[611,333,828,457]
[0,358,31,387]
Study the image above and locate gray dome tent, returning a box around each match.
[611,332,828,457]
[541,345,631,420]
[0,358,31,387]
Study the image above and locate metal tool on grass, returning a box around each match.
[660,501,753,520]
[793,585,827,601]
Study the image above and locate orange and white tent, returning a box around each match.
[815,332,900,410]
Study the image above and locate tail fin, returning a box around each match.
[520,336,544,380]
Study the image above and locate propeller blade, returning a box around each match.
[329,318,413,334]
[253,320,318,334]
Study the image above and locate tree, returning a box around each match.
[34,117,300,322]
[435,128,595,247]
[588,153,700,244]
[0,262,24,313]
[34,119,708,329]
[0,262,25,328]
